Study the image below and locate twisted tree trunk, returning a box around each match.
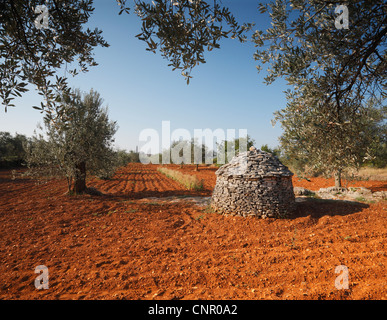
[334,169,342,188]
[72,161,87,194]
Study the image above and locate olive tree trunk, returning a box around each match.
[334,169,342,188]
[72,161,87,194]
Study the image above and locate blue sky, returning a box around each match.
[0,0,291,152]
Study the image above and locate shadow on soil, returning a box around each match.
[97,189,213,200]
[369,182,387,192]
[291,197,369,220]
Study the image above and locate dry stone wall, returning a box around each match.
[211,148,296,218]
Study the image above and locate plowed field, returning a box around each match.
[0,164,386,300]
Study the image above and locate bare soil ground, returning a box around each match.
[0,164,386,300]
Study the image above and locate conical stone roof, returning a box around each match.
[216,148,293,179]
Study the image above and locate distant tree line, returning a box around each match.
[147,135,256,169]
[2,128,386,174]
[0,132,30,167]
[116,149,141,167]
[2,125,386,193]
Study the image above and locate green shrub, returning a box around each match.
[157,167,204,190]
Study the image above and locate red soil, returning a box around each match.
[0,164,386,300]
[292,175,387,193]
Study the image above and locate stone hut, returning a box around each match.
[211,147,296,218]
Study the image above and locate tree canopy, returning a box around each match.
[1,1,385,112]
[0,0,109,115]
[0,0,251,114]
[132,0,252,83]
[253,0,386,112]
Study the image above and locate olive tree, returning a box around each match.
[25,89,118,194]
[253,0,386,184]
[0,131,29,167]
[273,92,385,187]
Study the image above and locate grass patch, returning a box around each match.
[202,205,216,214]
[356,167,387,181]
[157,167,204,190]
[92,210,116,217]
[195,214,205,221]
[306,192,320,199]
[107,210,116,216]
[355,196,376,204]
[125,209,138,213]
[285,227,299,250]
[121,200,135,204]
[144,201,162,205]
